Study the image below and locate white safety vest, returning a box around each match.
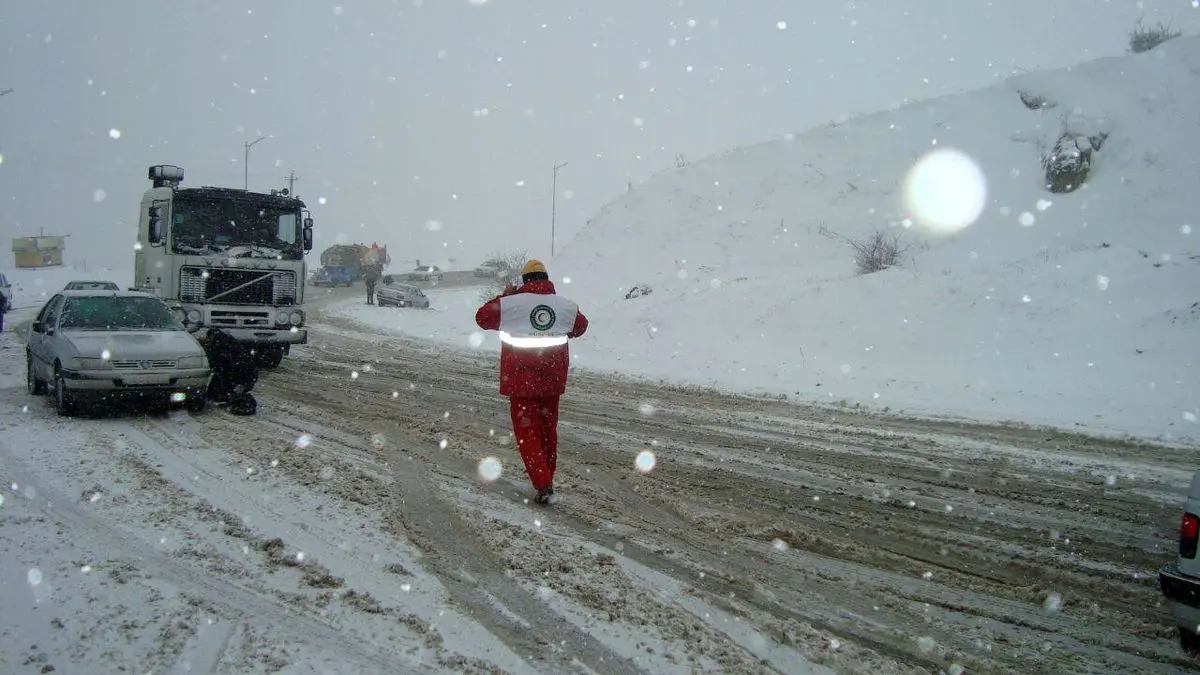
[498,292,579,348]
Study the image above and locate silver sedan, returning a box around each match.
[25,290,212,415]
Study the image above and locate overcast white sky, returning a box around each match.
[1,0,1198,270]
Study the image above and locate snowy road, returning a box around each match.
[0,288,1196,674]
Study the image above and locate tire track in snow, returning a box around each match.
[298,319,1194,671]
[0,434,421,674]
[382,444,645,675]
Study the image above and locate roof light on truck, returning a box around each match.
[148,164,185,188]
[1181,512,1199,559]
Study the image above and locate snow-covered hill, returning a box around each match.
[551,36,1200,443]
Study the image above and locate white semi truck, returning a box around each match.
[133,164,314,382]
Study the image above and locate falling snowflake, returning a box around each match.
[776,21,788,30]
[634,450,656,473]
[1043,593,1063,611]
[109,128,121,139]
[477,457,502,483]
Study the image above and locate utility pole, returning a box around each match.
[243,135,267,190]
[284,170,298,195]
[551,161,568,257]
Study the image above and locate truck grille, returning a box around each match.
[111,359,177,370]
[180,267,297,305]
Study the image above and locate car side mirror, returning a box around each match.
[31,320,42,333]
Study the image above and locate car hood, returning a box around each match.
[60,330,204,360]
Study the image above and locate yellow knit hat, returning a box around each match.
[521,259,547,277]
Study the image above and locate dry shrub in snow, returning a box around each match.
[1018,90,1056,111]
[1043,131,1108,194]
[1129,21,1181,54]
[850,229,907,275]
[624,284,653,300]
[477,248,529,302]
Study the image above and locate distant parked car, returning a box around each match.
[1161,470,1200,656]
[312,266,354,287]
[63,280,120,291]
[25,290,212,416]
[474,260,510,278]
[405,265,444,283]
[376,281,430,309]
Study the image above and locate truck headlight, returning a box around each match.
[74,357,111,370]
[289,310,304,325]
[276,310,290,325]
[186,309,202,323]
[176,355,208,369]
[171,307,187,324]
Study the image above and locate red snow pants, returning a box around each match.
[509,396,560,491]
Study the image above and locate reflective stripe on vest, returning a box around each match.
[499,332,570,348]
[498,292,578,349]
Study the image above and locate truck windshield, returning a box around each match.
[170,196,303,260]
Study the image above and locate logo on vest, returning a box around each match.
[529,304,557,331]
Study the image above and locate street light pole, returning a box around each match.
[243,136,266,190]
[551,161,568,257]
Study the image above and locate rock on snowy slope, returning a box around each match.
[550,36,1200,443]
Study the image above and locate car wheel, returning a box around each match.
[26,353,47,395]
[53,367,78,417]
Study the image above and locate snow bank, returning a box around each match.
[330,40,1200,443]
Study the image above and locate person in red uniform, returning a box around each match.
[474,260,589,504]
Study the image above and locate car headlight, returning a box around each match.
[288,310,303,325]
[176,355,208,369]
[74,357,111,370]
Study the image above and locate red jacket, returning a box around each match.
[475,279,588,398]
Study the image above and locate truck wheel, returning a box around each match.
[256,347,284,368]
[1181,627,1200,656]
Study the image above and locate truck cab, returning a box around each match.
[1159,470,1200,656]
[132,164,314,368]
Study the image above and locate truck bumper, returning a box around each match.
[1160,563,1200,628]
[217,328,308,345]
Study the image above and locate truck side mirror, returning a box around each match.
[148,205,164,246]
[302,226,313,252]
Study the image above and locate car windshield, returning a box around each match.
[59,296,182,331]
